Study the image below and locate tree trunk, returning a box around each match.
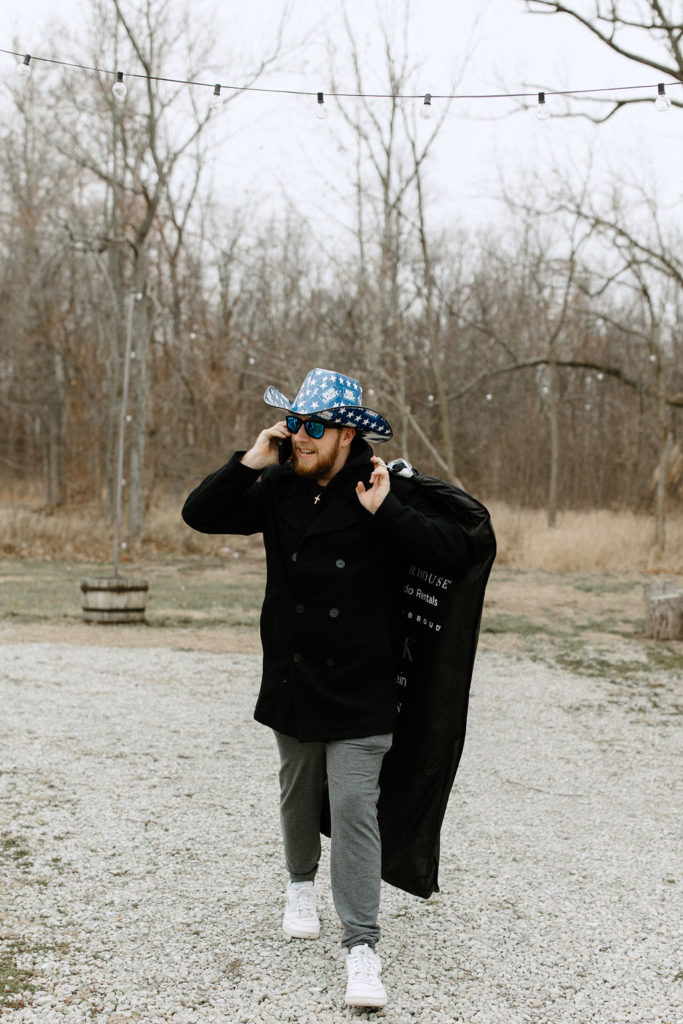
[547,359,560,527]
[128,266,148,545]
[44,346,66,507]
[654,428,672,551]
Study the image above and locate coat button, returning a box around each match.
[292,652,302,664]
[295,603,304,614]
[326,657,335,667]
[292,552,298,562]
[329,607,340,618]
[335,559,345,569]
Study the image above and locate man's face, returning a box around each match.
[289,420,352,484]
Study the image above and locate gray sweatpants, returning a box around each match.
[273,730,393,949]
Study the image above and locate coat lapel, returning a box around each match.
[278,440,373,541]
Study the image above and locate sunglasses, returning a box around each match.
[286,415,337,439]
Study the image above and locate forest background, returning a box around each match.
[1,0,681,572]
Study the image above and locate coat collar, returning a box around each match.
[278,437,374,538]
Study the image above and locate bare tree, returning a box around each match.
[327,4,462,478]
[524,1,683,120]
[0,72,80,506]
[515,163,682,543]
[36,0,289,543]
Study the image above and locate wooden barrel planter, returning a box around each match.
[80,576,149,624]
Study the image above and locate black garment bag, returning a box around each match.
[322,464,496,899]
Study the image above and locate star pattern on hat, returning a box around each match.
[264,368,392,441]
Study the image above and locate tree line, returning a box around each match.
[1,0,681,552]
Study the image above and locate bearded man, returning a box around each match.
[181,368,475,1008]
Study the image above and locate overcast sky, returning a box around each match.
[2,0,680,241]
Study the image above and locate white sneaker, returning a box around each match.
[345,943,387,1008]
[282,881,320,939]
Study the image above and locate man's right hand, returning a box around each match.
[240,420,291,471]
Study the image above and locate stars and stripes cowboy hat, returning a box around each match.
[264,368,393,443]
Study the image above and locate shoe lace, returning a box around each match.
[294,885,316,917]
[348,945,381,982]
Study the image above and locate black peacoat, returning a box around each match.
[181,437,475,742]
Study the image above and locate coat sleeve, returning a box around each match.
[181,452,265,535]
[371,482,484,572]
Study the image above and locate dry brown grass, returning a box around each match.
[490,503,683,574]
[0,498,681,574]
[0,504,261,564]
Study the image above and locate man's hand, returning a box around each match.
[356,457,390,514]
[241,420,291,471]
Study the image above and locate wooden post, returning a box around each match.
[113,291,135,578]
[643,580,683,641]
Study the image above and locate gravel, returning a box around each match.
[0,640,680,1023]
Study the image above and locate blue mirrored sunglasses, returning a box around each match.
[286,415,335,439]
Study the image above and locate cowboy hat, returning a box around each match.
[264,368,393,443]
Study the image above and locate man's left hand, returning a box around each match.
[356,457,390,514]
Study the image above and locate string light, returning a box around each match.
[1,47,681,110]
[112,70,127,103]
[536,91,550,120]
[16,53,31,77]
[654,82,671,112]
[419,92,433,119]
[210,83,222,110]
[316,91,329,119]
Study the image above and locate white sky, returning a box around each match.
[2,0,681,243]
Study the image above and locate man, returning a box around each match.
[181,368,475,1008]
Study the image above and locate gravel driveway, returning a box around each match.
[1,641,680,1023]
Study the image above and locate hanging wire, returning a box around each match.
[2,46,682,104]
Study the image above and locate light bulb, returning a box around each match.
[420,92,433,120]
[655,83,671,112]
[536,91,550,120]
[316,91,329,120]
[16,54,31,78]
[112,71,127,104]
[210,83,222,110]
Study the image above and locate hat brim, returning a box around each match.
[264,387,392,443]
[314,405,393,443]
[264,386,294,412]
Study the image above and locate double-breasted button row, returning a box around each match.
[291,653,335,667]
[294,604,339,616]
[292,551,343,567]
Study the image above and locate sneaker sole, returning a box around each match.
[282,925,320,940]
[345,994,387,1008]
